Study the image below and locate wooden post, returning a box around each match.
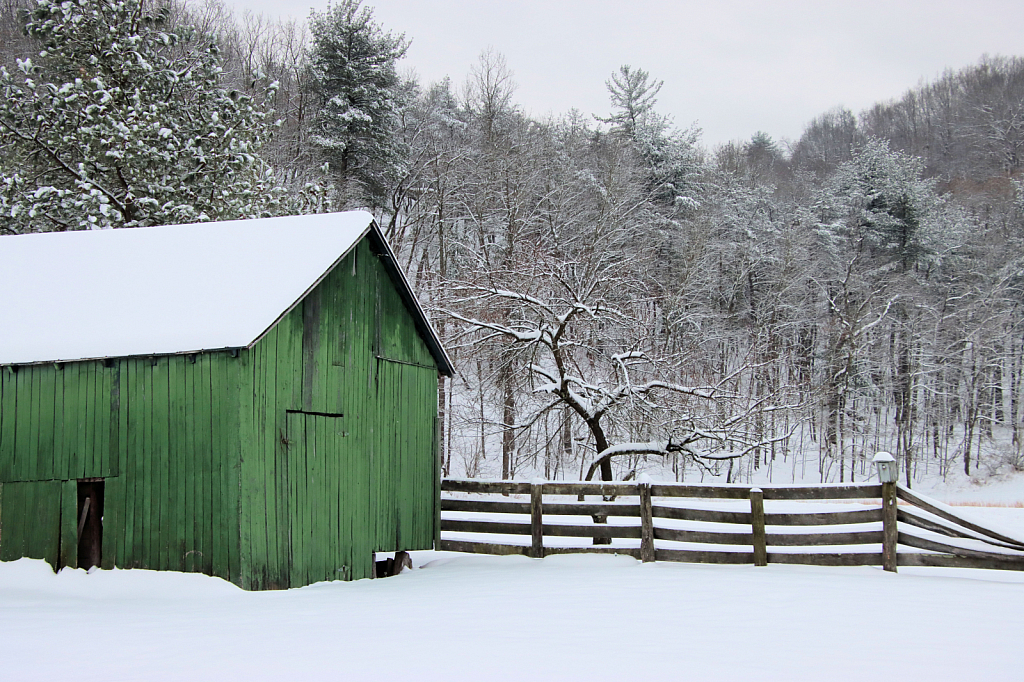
[530,482,544,559]
[882,481,898,573]
[749,488,767,567]
[639,481,655,563]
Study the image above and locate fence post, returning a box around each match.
[874,452,899,573]
[639,479,655,563]
[881,481,898,572]
[530,481,544,559]
[750,488,767,567]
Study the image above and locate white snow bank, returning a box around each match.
[3,531,1024,681]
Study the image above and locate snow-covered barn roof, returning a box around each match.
[0,211,453,375]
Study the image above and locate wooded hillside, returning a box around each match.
[2,0,1022,487]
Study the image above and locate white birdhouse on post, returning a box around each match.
[872,451,898,483]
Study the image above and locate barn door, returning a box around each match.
[285,411,360,586]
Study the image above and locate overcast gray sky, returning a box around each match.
[228,0,1024,148]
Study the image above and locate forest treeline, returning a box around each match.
[2,0,1023,486]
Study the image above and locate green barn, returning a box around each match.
[0,211,453,589]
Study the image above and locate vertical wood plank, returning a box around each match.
[434,414,441,551]
[224,353,241,585]
[530,482,544,559]
[210,355,225,579]
[0,368,17,481]
[59,479,78,570]
[101,476,119,570]
[123,360,140,566]
[114,363,129,566]
[639,481,656,563]
[37,368,56,482]
[263,332,279,585]
[291,412,307,587]
[108,363,120,478]
[171,357,187,571]
[51,365,65,480]
[12,367,32,481]
[27,367,42,481]
[139,359,152,568]
[236,347,252,586]
[198,354,213,575]
[96,363,111,478]
[750,488,768,567]
[225,353,242,585]
[882,481,898,573]
[183,356,196,572]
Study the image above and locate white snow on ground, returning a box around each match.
[923,470,1024,506]
[2,506,1023,681]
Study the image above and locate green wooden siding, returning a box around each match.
[0,354,242,579]
[0,362,119,483]
[0,234,440,590]
[0,480,62,565]
[239,238,440,589]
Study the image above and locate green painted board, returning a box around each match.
[0,480,62,568]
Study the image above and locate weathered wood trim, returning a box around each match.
[530,483,544,559]
[896,485,1024,550]
[765,531,884,547]
[897,532,1024,562]
[441,479,531,495]
[544,503,641,517]
[762,484,882,500]
[652,506,751,524]
[655,549,754,564]
[544,524,642,539]
[882,481,898,572]
[439,539,530,556]
[897,552,1024,571]
[750,489,767,567]
[441,480,880,500]
[766,552,884,566]
[654,528,753,545]
[442,518,642,539]
[896,509,972,540]
[441,498,644,517]
[650,484,750,499]
[543,546,642,559]
[764,508,884,526]
[639,482,655,563]
[442,498,532,514]
[539,482,640,496]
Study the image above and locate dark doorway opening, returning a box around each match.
[77,480,104,569]
[373,551,411,578]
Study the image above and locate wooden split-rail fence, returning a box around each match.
[439,479,1024,572]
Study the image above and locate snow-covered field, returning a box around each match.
[3,506,1024,681]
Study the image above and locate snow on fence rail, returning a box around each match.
[439,479,1024,572]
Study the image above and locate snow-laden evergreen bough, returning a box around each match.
[0,0,285,232]
[307,0,409,210]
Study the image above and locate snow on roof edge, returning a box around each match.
[244,221,373,352]
[0,212,456,374]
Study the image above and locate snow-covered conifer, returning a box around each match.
[0,0,283,232]
[307,0,409,209]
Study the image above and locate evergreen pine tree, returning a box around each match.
[307,0,409,208]
[0,0,283,232]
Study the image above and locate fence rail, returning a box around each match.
[438,479,1024,572]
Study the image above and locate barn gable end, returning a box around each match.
[0,213,449,589]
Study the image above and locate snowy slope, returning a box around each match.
[0,212,374,365]
[2,506,1023,682]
